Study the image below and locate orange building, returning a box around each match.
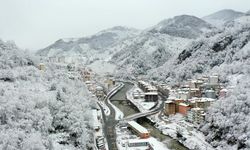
[128,121,150,139]
[178,103,190,115]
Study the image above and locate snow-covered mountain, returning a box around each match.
[247,10,250,15]
[112,15,215,78]
[203,9,245,27]
[37,15,214,67]
[149,15,214,39]
[148,15,250,83]
[111,32,191,79]
[37,26,140,64]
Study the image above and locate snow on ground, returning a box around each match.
[141,102,156,110]
[107,98,124,120]
[87,60,116,75]
[126,86,156,112]
[106,83,125,120]
[154,114,215,150]
[115,125,169,150]
[98,101,110,116]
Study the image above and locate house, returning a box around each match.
[164,101,176,116]
[96,86,104,99]
[209,75,219,85]
[178,103,190,115]
[38,63,45,71]
[219,88,228,98]
[205,89,216,99]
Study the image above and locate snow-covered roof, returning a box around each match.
[191,107,203,111]
[145,92,158,95]
[167,96,177,100]
[220,88,228,92]
[96,86,103,90]
[128,121,149,133]
[165,100,174,104]
[179,103,189,107]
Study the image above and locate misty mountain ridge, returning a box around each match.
[149,15,214,39]
[203,9,245,27]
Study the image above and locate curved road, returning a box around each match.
[98,82,169,150]
[98,83,128,150]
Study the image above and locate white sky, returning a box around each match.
[0,0,249,50]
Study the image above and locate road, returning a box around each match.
[98,83,128,150]
[98,82,168,150]
[122,90,167,121]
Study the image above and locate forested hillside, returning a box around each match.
[0,40,95,150]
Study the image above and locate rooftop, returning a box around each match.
[179,103,189,107]
[128,121,149,133]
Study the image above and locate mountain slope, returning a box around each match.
[37,26,140,63]
[203,9,244,27]
[112,32,191,79]
[247,10,250,15]
[111,15,216,78]
[148,15,250,83]
[149,15,214,39]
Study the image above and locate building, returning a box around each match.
[189,79,204,89]
[178,91,190,100]
[219,88,228,98]
[189,98,215,110]
[155,83,170,96]
[126,139,154,149]
[187,108,205,124]
[105,78,115,90]
[95,86,104,99]
[127,121,150,139]
[133,91,145,99]
[144,92,158,102]
[189,88,202,98]
[209,75,219,85]
[58,56,66,63]
[38,63,45,71]
[49,56,57,63]
[205,89,216,99]
[174,99,184,113]
[138,81,157,93]
[178,103,190,115]
[164,101,176,116]
[82,68,92,81]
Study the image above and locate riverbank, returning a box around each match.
[110,82,188,150]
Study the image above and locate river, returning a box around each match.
[110,82,188,150]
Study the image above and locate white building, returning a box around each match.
[209,75,219,85]
[187,108,205,124]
